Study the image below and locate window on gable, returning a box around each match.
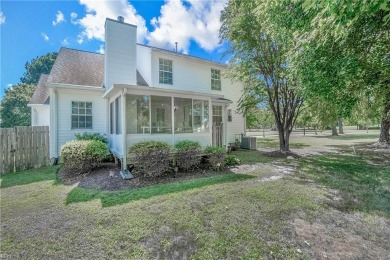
[211,69,221,91]
[72,101,92,129]
[159,58,173,85]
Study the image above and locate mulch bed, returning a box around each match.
[57,163,231,191]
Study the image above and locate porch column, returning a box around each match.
[120,89,133,179]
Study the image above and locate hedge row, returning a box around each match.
[128,140,230,177]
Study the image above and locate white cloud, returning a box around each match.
[53,11,65,26]
[97,44,105,54]
[61,38,69,46]
[70,12,78,25]
[7,83,13,88]
[0,11,5,25]
[147,0,227,53]
[41,33,49,41]
[75,0,148,44]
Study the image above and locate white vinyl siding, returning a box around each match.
[211,69,221,91]
[159,58,173,85]
[53,88,106,157]
[71,101,92,129]
[104,19,137,89]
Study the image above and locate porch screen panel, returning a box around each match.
[193,100,209,132]
[151,96,172,134]
[174,98,192,133]
[126,95,150,134]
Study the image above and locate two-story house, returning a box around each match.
[29,16,245,175]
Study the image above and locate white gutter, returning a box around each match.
[27,104,50,107]
[103,84,225,99]
[46,83,105,91]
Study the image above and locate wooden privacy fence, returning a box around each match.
[212,123,223,147]
[0,126,50,174]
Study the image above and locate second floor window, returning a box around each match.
[159,58,173,85]
[211,69,221,90]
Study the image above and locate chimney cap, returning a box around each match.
[117,16,124,23]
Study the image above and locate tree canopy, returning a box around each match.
[1,52,58,127]
[221,0,304,153]
[0,84,36,127]
[292,0,390,143]
[20,52,57,85]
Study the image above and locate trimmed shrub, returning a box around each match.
[61,140,109,174]
[128,140,171,177]
[204,145,226,168]
[174,140,201,171]
[75,132,108,144]
[224,155,241,166]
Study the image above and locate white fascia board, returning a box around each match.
[27,104,50,107]
[150,47,228,68]
[110,84,224,99]
[46,83,105,92]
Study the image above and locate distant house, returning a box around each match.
[29,16,245,173]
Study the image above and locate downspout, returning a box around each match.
[120,88,133,179]
[50,88,58,165]
[224,104,228,149]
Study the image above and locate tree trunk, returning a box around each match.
[332,124,338,136]
[338,119,344,134]
[277,125,291,154]
[263,125,265,137]
[379,103,390,144]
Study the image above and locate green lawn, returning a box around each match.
[256,138,309,149]
[298,148,390,216]
[325,133,379,140]
[1,145,389,259]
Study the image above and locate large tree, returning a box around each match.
[221,0,304,153]
[1,52,58,127]
[0,84,36,127]
[20,52,57,84]
[293,0,390,143]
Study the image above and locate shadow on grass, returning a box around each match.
[298,152,390,216]
[66,173,255,207]
[0,165,61,188]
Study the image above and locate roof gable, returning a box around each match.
[47,48,104,87]
[29,74,50,105]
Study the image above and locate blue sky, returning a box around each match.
[0,0,228,100]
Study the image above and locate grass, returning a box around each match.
[256,138,309,150]
[325,133,379,140]
[1,139,389,259]
[1,174,322,259]
[230,149,278,164]
[298,149,390,216]
[66,173,255,207]
[0,165,61,188]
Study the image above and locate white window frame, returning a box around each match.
[211,69,221,91]
[71,101,92,129]
[159,58,173,85]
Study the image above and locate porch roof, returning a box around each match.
[102,84,225,100]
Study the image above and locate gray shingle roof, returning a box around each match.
[46,47,149,88]
[29,74,50,105]
[47,48,104,87]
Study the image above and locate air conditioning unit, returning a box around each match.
[241,137,257,150]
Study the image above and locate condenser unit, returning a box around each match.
[241,137,257,150]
